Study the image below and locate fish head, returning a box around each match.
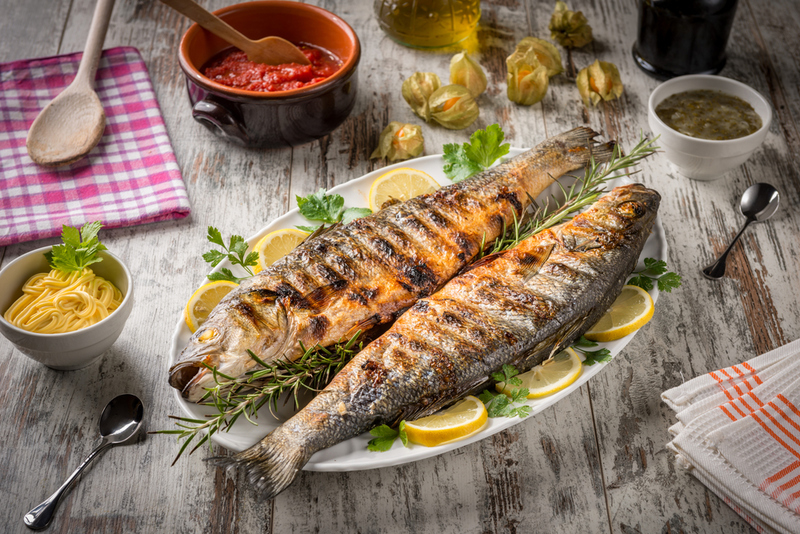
[591,183,661,232]
[169,289,294,402]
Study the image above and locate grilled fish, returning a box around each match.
[170,127,615,401]
[210,184,661,499]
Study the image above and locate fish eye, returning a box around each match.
[616,201,646,219]
[198,328,218,342]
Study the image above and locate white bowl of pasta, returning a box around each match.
[0,246,134,370]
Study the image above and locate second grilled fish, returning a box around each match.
[211,184,661,499]
[170,127,614,401]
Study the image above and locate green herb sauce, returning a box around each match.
[655,89,762,140]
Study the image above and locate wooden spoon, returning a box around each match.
[26,0,115,167]
[160,0,311,66]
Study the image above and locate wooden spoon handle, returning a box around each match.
[75,0,116,89]
[159,0,254,52]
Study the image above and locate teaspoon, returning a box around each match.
[702,183,780,280]
[23,394,144,531]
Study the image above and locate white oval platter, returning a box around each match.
[169,148,666,472]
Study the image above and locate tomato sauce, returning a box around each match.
[202,45,341,93]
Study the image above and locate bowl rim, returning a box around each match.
[648,74,773,146]
[0,245,134,340]
[178,0,361,99]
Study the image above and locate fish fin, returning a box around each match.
[516,243,555,281]
[343,314,381,340]
[554,127,617,168]
[391,376,490,425]
[460,251,507,274]
[206,430,311,500]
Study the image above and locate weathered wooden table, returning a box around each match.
[2,0,798,532]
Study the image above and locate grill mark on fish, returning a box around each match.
[348,225,440,296]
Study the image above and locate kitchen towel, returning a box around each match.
[0,46,190,246]
[663,340,800,534]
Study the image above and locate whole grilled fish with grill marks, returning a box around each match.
[170,127,615,401]
[210,184,661,499]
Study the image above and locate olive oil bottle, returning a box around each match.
[374,0,481,48]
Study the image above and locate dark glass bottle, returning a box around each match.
[632,0,739,80]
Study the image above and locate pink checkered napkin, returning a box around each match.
[0,46,190,246]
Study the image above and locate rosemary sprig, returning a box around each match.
[155,332,363,464]
[482,135,659,257]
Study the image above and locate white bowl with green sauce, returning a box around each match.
[648,75,772,181]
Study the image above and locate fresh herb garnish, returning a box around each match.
[156,332,364,464]
[478,364,532,419]
[296,224,321,234]
[572,336,613,366]
[296,189,372,226]
[443,124,511,182]
[45,221,107,272]
[480,134,659,257]
[627,258,682,292]
[367,421,409,452]
[342,207,372,225]
[202,227,259,284]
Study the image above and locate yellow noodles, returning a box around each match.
[4,268,123,334]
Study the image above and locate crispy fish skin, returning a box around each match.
[209,184,661,499]
[170,127,615,401]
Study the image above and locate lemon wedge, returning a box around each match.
[184,280,238,333]
[253,228,309,273]
[584,285,655,342]
[403,395,488,447]
[368,168,440,212]
[497,347,583,399]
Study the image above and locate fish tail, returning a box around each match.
[206,430,310,500]
[557,126,617,168]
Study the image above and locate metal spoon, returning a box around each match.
[702,183,780,280]
[159,0,311,66]
[26,0,115,167]
[23,394,144,531]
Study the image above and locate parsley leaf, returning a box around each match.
[296,189,345,224]
[480,364,531,419]
[398,421,409,447]
[643,258,668,276]
[572,337,612,366]
[579,348,613,366]
[627,257,682,293]
[45,222,108,273]
[296,225,321,234]
[342,207,372,225]
[442,124,510,183]
[367,423,410,452]
[657,272,683,292]
[443,144,483,183]
[203,227,258,283]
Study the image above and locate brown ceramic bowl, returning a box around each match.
[179,1,360,148]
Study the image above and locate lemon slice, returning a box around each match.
[184,280,238,333]
[403,395,488,447]
[368,168,440,212]
[584,285,655,342]
[497,347,583,399]
[253,228,309,273]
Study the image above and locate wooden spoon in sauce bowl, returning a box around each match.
[160,0,311,66]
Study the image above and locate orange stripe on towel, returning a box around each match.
[741,362,763,385]
[710,371,734,400]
